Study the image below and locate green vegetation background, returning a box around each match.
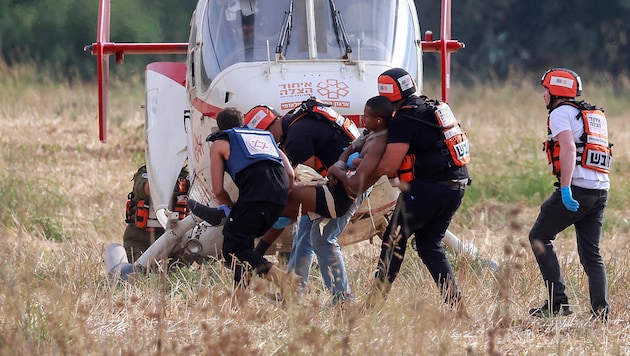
[1,0,628,81]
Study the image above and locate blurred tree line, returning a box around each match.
[0,0,197,79]
[418,0,630,81]
[0,0,628,81]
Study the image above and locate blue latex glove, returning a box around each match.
[272,216,292,230]
[217,204,232,217]
[560,186,579,212]
[347,152,361,170]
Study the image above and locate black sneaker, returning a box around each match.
[187,199,226,226]
[529,301,573,318]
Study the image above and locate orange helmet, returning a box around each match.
[541,68,582,98]
[378,68,417,102]
[244,105,280,130]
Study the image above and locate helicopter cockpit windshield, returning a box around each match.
[201,0,420,79]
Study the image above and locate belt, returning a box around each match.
[571,185,607,196]
[438,179,468,190]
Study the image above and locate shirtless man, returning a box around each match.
[327,95,393,196]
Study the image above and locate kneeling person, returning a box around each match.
[190,107,298,293]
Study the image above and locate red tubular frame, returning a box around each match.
[86,0,188,142]
[419,0,465,103]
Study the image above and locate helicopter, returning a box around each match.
[86,0,487,277]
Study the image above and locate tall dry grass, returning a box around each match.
[1,61,630,355]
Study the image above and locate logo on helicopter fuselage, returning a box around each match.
[279,79,351,111]
[193,133,205,163]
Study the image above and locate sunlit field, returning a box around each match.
[1,61,630,355]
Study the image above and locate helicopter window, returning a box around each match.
[328,0,352,59]
[188,15,198,88]
[334,0,395,61]
[199,0,418,88]
[391,2,420,80]
[275,0,292,57]
[199,1,222,91]
[201,0,290,81]
[277,0,397,61]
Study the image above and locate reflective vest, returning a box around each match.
[396,97,471,181]
[282,97,361,176]
[209,128,283,182]
[125,165,190,230]
[397,154,416,183]
[544,100,612,178]
[172,174,190,219]
[428,100,471,167]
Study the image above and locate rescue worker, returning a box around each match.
[371,68,471,315]
[188,107,298,295]
[244,99,370,304]
[528,68,611,321]
[123,164,190,262]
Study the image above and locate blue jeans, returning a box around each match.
[287,188,370,303]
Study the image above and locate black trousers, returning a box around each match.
[529,185,609,314]
[222,201,285,285]
[375,180,465,305]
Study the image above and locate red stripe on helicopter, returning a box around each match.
[191,97,223,119]
[147,62,186,87]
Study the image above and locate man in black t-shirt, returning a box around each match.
[279,106,356,219]
[371,68,470,316]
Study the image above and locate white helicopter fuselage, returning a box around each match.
[97,0,484,274]
[158,0,422,261]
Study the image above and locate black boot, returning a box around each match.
[187,199,226,226]
[529,300,573,318]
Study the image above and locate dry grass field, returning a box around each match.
[1,61,630,355]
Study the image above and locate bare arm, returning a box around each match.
[327,165,346,188]
[337,143,356,163]
[279,149,295,192]
[557,130,576,188]
[328,138,387,196]
[375,142,409,177]
[353,140,386,185]
[210,140,234,206]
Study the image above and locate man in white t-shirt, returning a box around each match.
[529,68,612,322]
